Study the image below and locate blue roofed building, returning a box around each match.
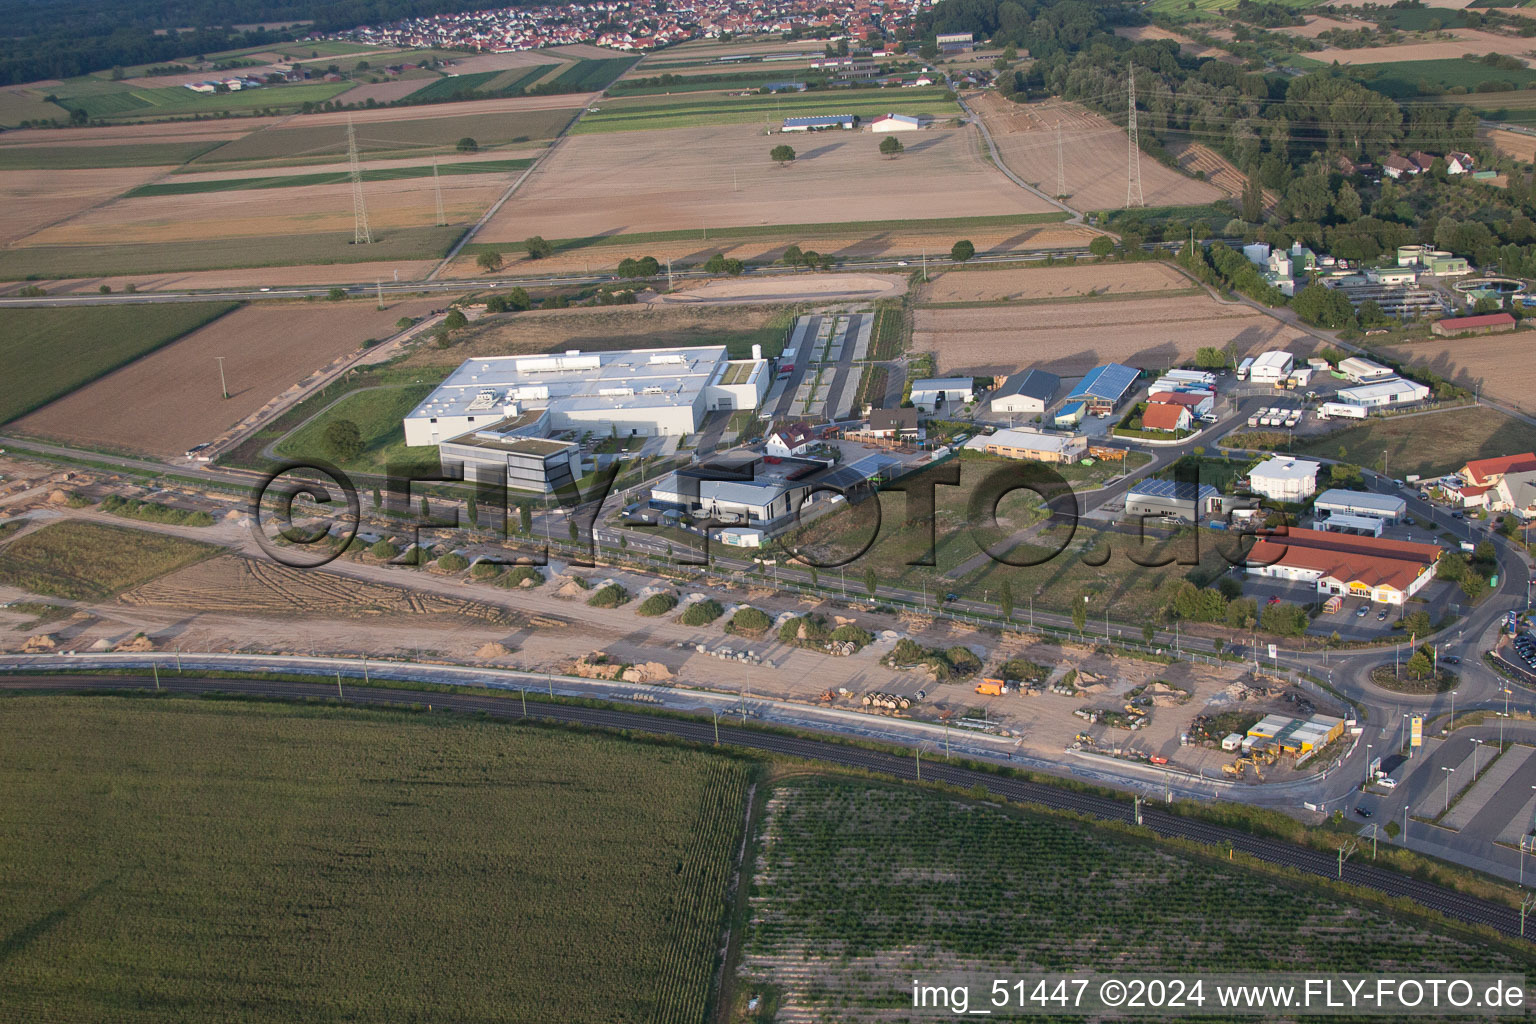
[1066,363,1139,416]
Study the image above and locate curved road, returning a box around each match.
[4,671,1531,942]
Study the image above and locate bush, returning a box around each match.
[587,583,629,608]
[998,656,1049,684]
[436,552,469,572]
[470,561,502,579]
[679,598,724,626]
[369,539,399,560]
[950,239,975,262]
[636,592,679,617]
[726,607,773,635]
[326,287,346,301]
[524,236,553,259]
[828,624,873,650]
[499,566,544,588]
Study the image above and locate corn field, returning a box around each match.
[0,697,751,1024]
[740,779,1524,1023]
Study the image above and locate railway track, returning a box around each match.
[4,672,1529,943]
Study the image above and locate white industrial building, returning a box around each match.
[404,346,768,446]
[870,113,925,132]
[1248,350,1295,385]
[435,408,581,494]
[1336,377,1430,408]
[651,474,806,525]
[1338,356,1394,383]
[909,377,974,413]
[1313,488,1406,523]
[990,369,1059,415]
[1248,457,1320,502]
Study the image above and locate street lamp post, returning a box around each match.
[1471,737,1484,778]
[1364,743,1373,787]
[1441,766,1455,814]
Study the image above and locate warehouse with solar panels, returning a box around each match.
[1066,363,1139,416]
[1124,479,1222,522]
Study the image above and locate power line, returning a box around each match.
[347,114,373,246]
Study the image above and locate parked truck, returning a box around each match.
[975,678,1010,696]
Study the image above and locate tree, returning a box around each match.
[326,286,346,301]
[770,144,796,166]
[395,316,415,330]
[466,497,479,528]
[865,566,877,597]
[879,135,904,158]
[1071,598,1088,633]
[1000,579,1013,619]
[1088,235,1114,258]
[1242,174,1263,223]
[456,137,478,152]
[420,496,430,520]
[1405,649,1434,680]
[616,256,660,278]
[476,251,503,273]
[524,236,553,259]
[783,244,804,268]
[1142,623,1156,645]
[324,419,363,463]
[950,239,975,262]
[519,504,533,535]
[432,326,452,348]
[443,308,468,330]
[370,539,398,560]
[568,519,578,542]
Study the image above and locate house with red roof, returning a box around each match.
[1451,452,1536,508]
[1245,528,1441,605]
[766,421,815,458]
[1431,312,1516,337]
[1141,402,1192,433]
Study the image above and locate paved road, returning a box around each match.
[5,670,1528,941]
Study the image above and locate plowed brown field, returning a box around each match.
[920,262,1193,304]
[914,294,1313,377]
[1381,334,1536,414]
[14,298,442,456]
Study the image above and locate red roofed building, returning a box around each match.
[1431,312,1516,337]
[766,421,814,458]
[1245,527,1440,605]
[1453,452,1536,508]
[1148,390,1214,418]
[1141,402,1192,433]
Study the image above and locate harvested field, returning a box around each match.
[1113,25,1238,62]
[913,293,1312,377]
[19,170,510,246]
[1276,14,1372,38]
[14,298,443,457]
[1381,334,1536,414]
[919,262,1194,304]
[0,165,171,245]
[454,223,1094,276]
[413,303,791,369]
[1311,30,1536,65]
[968,92,1225,211]
[480,121,1052,242]
[331,78,435,105]
[120,554,520,624]
[0,84,69,127]
[1485,124,1536,162]
[1167,141,1277,207]
[653,272,906,305]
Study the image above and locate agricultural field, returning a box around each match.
[0,225,462,279]
[124,157,532,196]
[0,697,752,1024]
[573,86,962,134]
[0,302,238,424]
[13,298,443,458]
[0,84,69,126]
[918,261,1198,305]
[546,57,641,91]
[0,520,216,600]
[913,291,1311,377]
[479,122,1053,245]
[1467,89,1536,127]
[739,777,1525,1020]
[17,166,510,247]
[47,76,355,121]
[410,303,796,368]
[0,165,173,245]
[1112,24,1239,62]
[120,555,518,624]
[1147,0,1318,13]
[0,140,222,169]
[1293,405,1536,478]
[1313,32,1536,67]
[1350,57,1536,98]
[968,92,1226,212]
[194,102,580,163]
[1381,334,1536,414]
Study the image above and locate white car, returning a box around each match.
[1376,777,1398,790]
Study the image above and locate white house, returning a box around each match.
[765,421,814,457]
[870,113,924,132]
[1248,457,1320,502]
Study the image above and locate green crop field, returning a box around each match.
[0,141,223,169]
[0,696,752,1023]
[275,383,436,474]
[197,107,578,163]
[0,521,216,599]
[739,777,1525,1017]
[573,86,961,133]
[547,57,640,92]
[1146,0,1318,14]
[125,158,531,196]
[50,78,356,120]
[0,224,462,279]
[406,70,505,102]
[1292,405,1536,478]
[1353,58,1536,99]
[0,87,69,126]
[609,71,827,96]
[0,302,238,423]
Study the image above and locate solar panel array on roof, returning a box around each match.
[819,453,901,492]
[1128,478,1219,504]
[1067,363,1138,402]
